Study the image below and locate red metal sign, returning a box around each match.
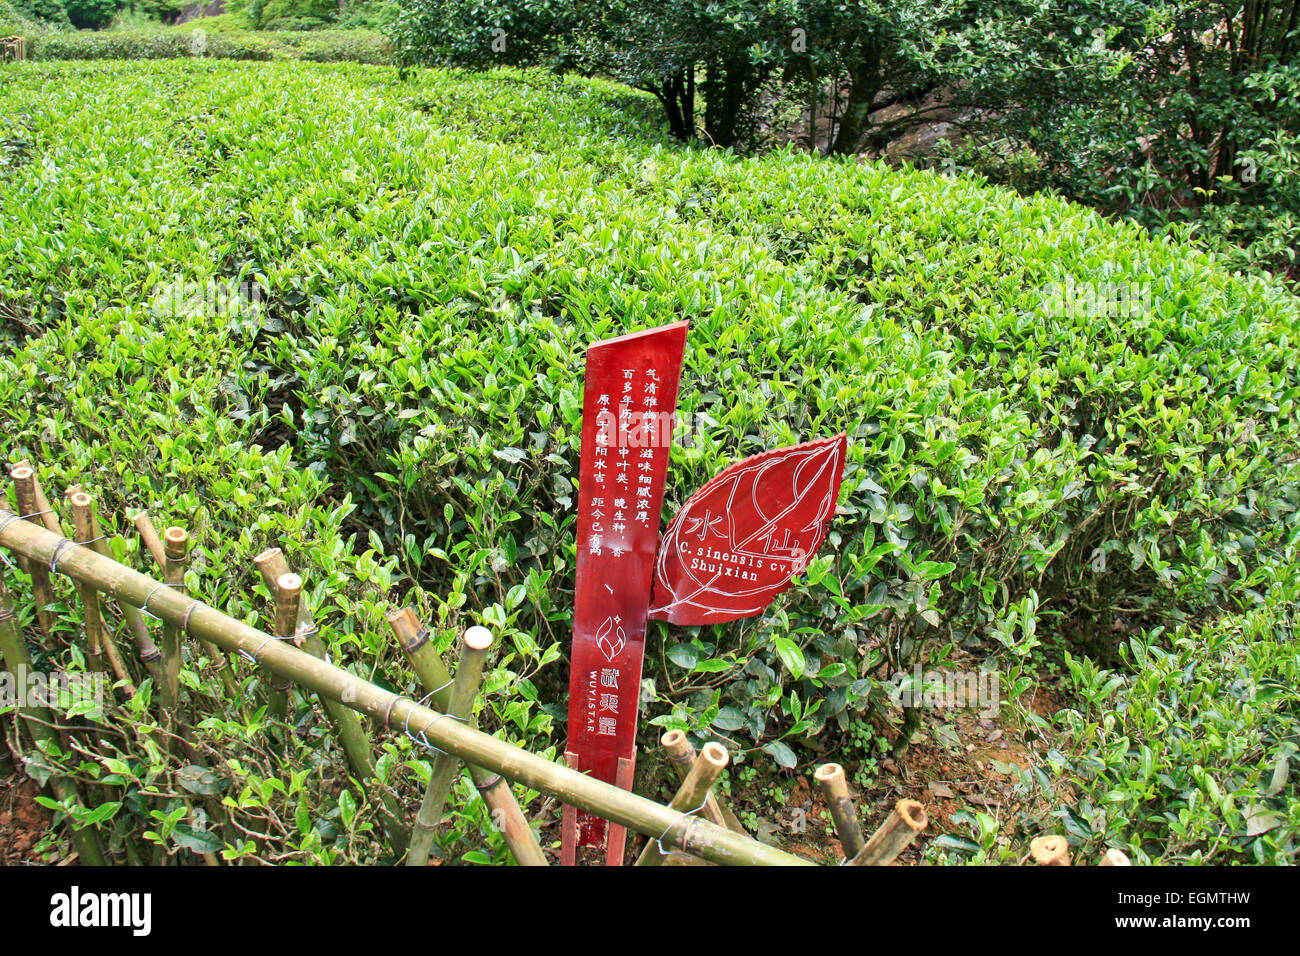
[562,321,688,864]
[649,434,847,625]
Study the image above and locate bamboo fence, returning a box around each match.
[0,36,26,62]
[0,472,1135,868]
[0,488,812,866]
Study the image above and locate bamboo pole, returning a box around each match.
[262,570,300,728]
[78,500,165,688]
[814,763,865,860]
[10,465,55,639]
[1099,848,1131,866]
[0,576,108,865]
[405,625,493,867]
[0,513,812,866]
[14,461,60,535]
[636,741,729,866]
[1030,835,1071,867]
[159,526,188,713]
[388,608,546,866]
[69,493,136,693]
[150,515,237,700]
[130,511,167,570]
[849,799,928,866]
[661,729,745,833]
[253,549,408,856]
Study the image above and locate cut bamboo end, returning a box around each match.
[700,741,728,770]
[10,467,39,521]
[1099,848,1132,867]
[10,464,58,533]
[273,573,302,640]
[896,799,927,832]
[253,548,291,588]
[662,729,688,753]
[815,762,866,859]
[387,606,427,654]
[814,763,843,785]
[850,798,929,866]
[463,625,493,651]
[659,729,741,833]
[1030,835,1071,866]
[70,491,92,511]
[163,526,188,562]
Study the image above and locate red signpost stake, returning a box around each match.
[563,322,689,865]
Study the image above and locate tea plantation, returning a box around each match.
[1,59,1297,864]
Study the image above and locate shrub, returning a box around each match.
[8,0,68,29]
[27,26,387,61]
[29,28,279,59]
[2,58,1298,804]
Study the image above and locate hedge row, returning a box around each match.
[3,59,1298,784]
[23,27,389,63]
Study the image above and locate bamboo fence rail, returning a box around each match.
[0,505,811,867]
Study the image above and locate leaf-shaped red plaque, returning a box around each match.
[648,433,847,625]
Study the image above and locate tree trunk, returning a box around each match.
[830,44,883,156]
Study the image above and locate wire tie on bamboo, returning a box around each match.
[402,685,460,753]
[417,711,470,755]
[180,599,201,635]
[654,792,712,856]
[48,532,108,572]
[47,530,108,567]
[140,581,184,619]
[401,689,439,747]
[238,634,277,664]
[0,510,52,534]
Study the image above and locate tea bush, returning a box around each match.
[25,26,388,63]
[932,538,1300,865]
[2,59,1298,861]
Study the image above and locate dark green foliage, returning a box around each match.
[945,1,1300,282]
[10,0,69,27]
[388,0,575,73]
[2,59,1297,862]
[63,0,122,29]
